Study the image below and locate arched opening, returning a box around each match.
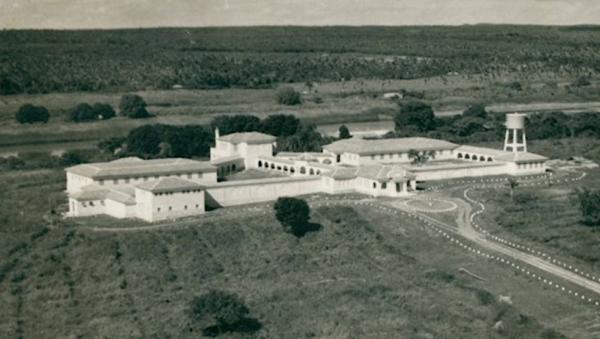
[290,167,296,174]
[232,164,236,171]
[336,154,341,163]
[264,162,269,168]
[479,156,485,162]
[487,157,493,162]
[316,170,321,175]
[300,167,306,174]
[277,165,282,171]
[465,154,470,159]
[258,160,263,168]
[372,182,377,189]
[472,156,478,161]
[457,153,463,159]
[309,168,315,175]
[283,166,288,172]
[270,163,275,169]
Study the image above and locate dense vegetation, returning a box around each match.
[391,100,600,144]
[1,26,599,94]
[15,104,49,124]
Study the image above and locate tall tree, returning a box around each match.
[119,94,151,118]
[394,100,435,133]
[338,125,352,139]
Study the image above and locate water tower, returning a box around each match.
[503,113,527,152]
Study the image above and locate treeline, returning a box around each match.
[13,94,150,124]
[1,26,599,94]
[390,100,600,144]
[98,114,333,159]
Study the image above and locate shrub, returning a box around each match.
[274,197,315,237]
[261,114,300,137]
[119,94,150,118]
[69,103,96,122]
[92,103,116,120]
[462,103,488,119]
[577,188,600,226]
[276,86,302,105]
[338,125,352,139]
[15,104,50,124]
[572,76,591,87]
[189,290,261,336]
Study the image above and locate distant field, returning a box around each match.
[0,169,596,338]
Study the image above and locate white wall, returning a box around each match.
[66,173,94,193]
[205,177,322,208]
[68,198,105,217]
[135,188,205,222]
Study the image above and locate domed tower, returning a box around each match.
[503,113,527,153]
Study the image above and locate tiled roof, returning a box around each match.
[218,132,276,145]
[323,137,458,155]
[136,178,204,194]
[456,145,547,163]
[324,164,415,182]
[210,155,244,165]
[66,158,216,179]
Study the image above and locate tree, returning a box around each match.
[60,150,85,166]
[92,103,116,120]
[276,86,302,105]
[276,125,330,153]
[261,114,300,137]
[119,94,150,118]
[274,197,312,237]
[394,100,435,133]
[577,189,600,226]
[452,116,486,137]
[69,103,96,122]
[408,149,436,166]
[190,290,254,336]
[463,103,488,119]
[210,115,262,135]
[126,125,162,157]
[507,177,519,202]
[338,125,352,139]
[15,104,50,124]
[0,77,21,95]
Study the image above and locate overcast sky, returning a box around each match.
[1,0,599,29]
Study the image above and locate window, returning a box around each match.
[382,182,387,189]
[157,207,161,212]
[487,157,493,162]
[258,160,263,167]
[82,202,87,207]
[309,168,315,175]
[169,206,172,211]
[373,182,377,189]
[196,204,199,209]
[300,167,306,174]
[184,205,188,210]
[89,201,95,206]
[457,153,463,159]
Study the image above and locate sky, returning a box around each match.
[1,0,599,29]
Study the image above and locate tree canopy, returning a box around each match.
[276,86,302,105]
[261,114,300,137]
[394,100,436,133]
[119,94,151,118]
[15,104,50,124]
[274,197,315,237]
[338,125,352,139]
[577,188,600,226]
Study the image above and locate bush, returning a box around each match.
[92,103,116,120]
[338,125,352,139]
[119,94,151,118]
[577,188,600,226]
[189,290,261,336]
[462,103,488,119]
[572,76,591,87]
[274,197,317,237]
[276,87,302,105]
[69,103,96,122]
[15,104,50,124]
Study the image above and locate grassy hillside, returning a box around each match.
[0,169,597,338]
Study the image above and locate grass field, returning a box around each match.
[1,169,599,338]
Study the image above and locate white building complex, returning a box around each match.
[65,113,547,222]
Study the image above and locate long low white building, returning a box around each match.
[66,113,548,222]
